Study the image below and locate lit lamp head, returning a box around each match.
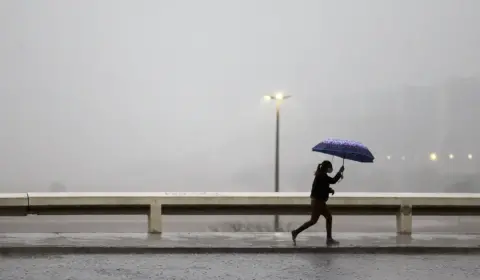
[429,153,438,161]
[468,154,473,160]
[275,92,284,100]
[263,92,291,102]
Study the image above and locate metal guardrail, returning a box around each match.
[1,192,480,234]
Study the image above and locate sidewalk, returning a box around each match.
[1,232,480,254]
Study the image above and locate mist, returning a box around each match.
[1,0,479,193]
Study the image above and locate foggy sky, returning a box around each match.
[1,0,479,192]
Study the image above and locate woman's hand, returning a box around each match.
[339,166,345,173]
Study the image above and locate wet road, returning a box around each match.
[1,253,480,279]
[2,232,480,255]
[1,215,479,233]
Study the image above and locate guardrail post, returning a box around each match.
[396,205,412,235]
[148,202,162,234]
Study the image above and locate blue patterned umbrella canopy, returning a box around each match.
[312,138,374,163]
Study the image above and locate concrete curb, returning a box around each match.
[2,246,480,255]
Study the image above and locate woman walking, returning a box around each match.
[291,160,344,245]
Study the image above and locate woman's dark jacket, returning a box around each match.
[310,172,342,201]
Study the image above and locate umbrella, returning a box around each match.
[312,138,374,165]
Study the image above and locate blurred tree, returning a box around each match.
[444,174,478,193]
[49,181,66,192]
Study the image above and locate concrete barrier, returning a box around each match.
[2,192,480,235]
[0,193,28,216]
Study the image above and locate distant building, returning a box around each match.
[438,78,479,156]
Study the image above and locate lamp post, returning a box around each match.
[264,92,291,231]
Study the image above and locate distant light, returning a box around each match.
[429,153,438,161]
[275,92,284,100]
[263,95,272,101]
[468,154,473,160]
[401,156,405,160]
[449,154,454,159]
[386,155,391,160]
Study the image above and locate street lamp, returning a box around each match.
[264,92,291,231]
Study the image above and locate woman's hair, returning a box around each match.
[315,160,333,176]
